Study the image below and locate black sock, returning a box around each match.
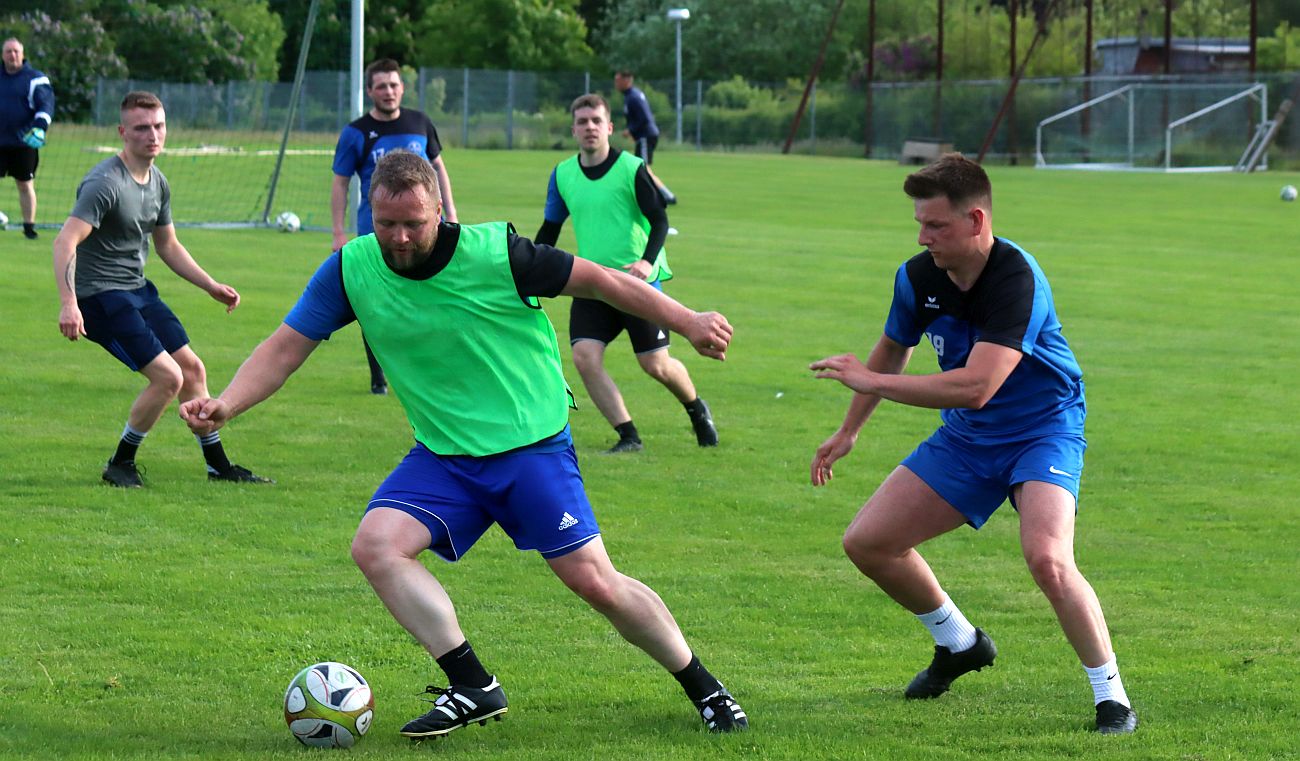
[672,654,723,702]
[614,420,640,442]
[111,424,147,465]
[683,398,705,416]
[436,641,492,688]
[196,431,232,473]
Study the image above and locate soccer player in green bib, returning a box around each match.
[180,150,748,737]
[536,93,717,454]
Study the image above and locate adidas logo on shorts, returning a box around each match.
[557,512,578,530]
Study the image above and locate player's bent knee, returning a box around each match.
[638,356,676,384]
[564,571,621,612]
[1025,553,1075,601]
[147,366,184,397]
[571,343,605,373]
[842,530,884,571]
[350,527,402,573]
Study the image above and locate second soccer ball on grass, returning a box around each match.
[276,211,302,232]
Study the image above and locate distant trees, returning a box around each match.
[0,11,127,122]
[6,0,1297,125]
[270,0,596,82]
[1,0,284,119]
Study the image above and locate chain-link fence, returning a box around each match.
[28,67,1300,229]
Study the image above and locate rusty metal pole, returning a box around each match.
[783,0,848,154]
[935,0,945,137]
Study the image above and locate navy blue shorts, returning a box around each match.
[569,281,669,355]
[634,135,658,165]
[367,436,601,562]
[80,281,190,371]
[901,425,1086,529]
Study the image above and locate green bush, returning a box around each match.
[705,76,777,110]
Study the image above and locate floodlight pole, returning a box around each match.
[668,9,690,143]
[348,0,364,231]
[351,0,364,118]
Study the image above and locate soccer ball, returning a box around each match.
[1281,185,1298,202]
[0,210,8,230]
[283,662,374,748]
[276,211,302,232]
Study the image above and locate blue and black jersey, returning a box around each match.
[0,61,54,148]
[620,86,659,140]
[884,237,1085,441]
[332,109,442,235]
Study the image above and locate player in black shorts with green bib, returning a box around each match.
[536,94,715,453]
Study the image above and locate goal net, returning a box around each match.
[1035,82,1269,172]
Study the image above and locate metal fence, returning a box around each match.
[29,68,1295,229]
[90,67,1300,165]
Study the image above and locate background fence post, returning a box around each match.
[462,68,470,147]
[506,70,515,150]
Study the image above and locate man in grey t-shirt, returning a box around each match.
[51,90,271,488]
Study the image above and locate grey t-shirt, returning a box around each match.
[71,155,172,298]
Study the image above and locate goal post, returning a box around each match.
[1036,82,1269,172]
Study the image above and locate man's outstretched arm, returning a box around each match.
[180,324,321,433]
[561,257,732,360]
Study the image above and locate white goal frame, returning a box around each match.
[1035,83,1269,173]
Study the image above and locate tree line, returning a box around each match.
[4,0,1298,123]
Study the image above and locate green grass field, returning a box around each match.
[2,150,1298,760]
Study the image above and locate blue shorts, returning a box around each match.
[367,434,601,562]
[80,281,189,371]
[901,425,1087,529]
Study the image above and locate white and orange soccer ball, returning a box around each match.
[283,662,374,748]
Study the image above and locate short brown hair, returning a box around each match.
[120,91,163,112]
[365,58,402,89]
[569,93,609,115]
[903,153,992,210]
[369,149,440,206]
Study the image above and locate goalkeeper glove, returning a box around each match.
[20,126,46,149]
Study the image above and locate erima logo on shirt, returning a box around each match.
[557,512,578,530]
[368,131,378,138]
[924,296,941,309]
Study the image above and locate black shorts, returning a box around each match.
[81,281,191,371]
[0,145,38,181]
[569,296,670,354]
[633,135,658,165]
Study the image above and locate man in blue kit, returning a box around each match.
[331,58,458,395]
[614,70,676,206]
[1,37,54,240]
[809,154,1138,734]
[181,150,747,739]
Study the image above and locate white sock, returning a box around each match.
[121,423,148,445]
[1084,657,1130,707]
[916,596,978,652]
